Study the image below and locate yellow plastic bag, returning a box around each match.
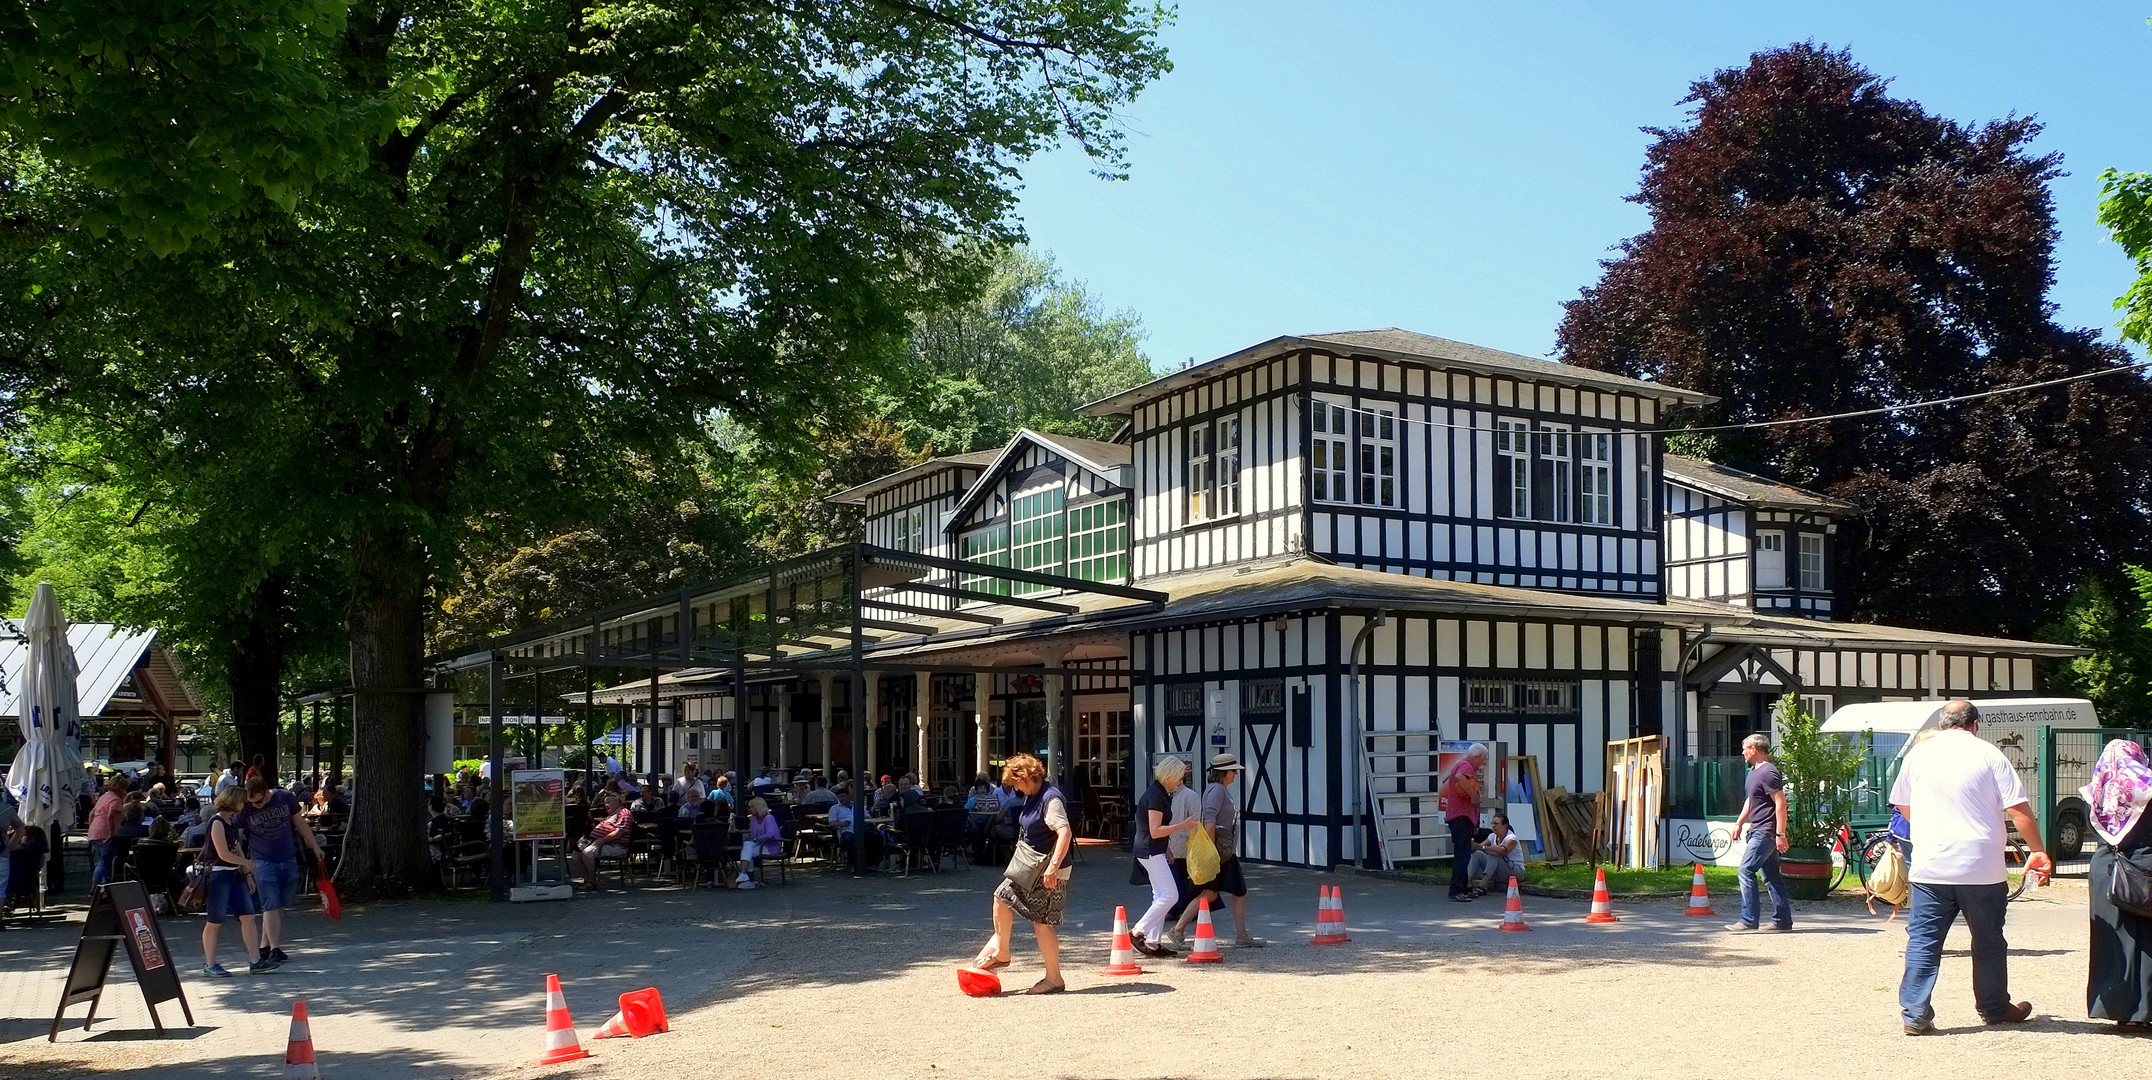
[1186,823,1221,887]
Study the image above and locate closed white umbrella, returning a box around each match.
[4,583,84,831]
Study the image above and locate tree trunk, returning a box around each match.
[227,576,289,783]
[340,524,435,899]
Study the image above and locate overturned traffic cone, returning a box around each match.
[955,966,1003,997]
[618,987,667,1036]
[537,974,591,1065]
[1685,863,1716,917]
[1103,905,1144,976]
[283,1000,319,1080]
[1498,876,1530,932]
[1185,899,1224,964]
[1312,885,1352,945]
[1585,867,1620,924]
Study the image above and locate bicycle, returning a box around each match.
[1829,819,2039,901]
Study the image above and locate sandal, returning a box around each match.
[971,952,1010,971]
[1023,979,1066,995]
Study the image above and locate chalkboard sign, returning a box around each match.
[49,880,193,1041]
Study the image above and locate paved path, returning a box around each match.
[0,864,2139,1079]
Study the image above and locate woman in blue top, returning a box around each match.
[1129,756,1197,957]
[970,753,1074,994]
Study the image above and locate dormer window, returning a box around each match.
[1798,534,1825,591]
[1311,400,1350,504]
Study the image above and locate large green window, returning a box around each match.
[959,523,1010,596]
[1068,498,1127,584]
[1008,488,1066,596]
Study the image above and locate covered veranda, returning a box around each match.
[429,543,1162,898]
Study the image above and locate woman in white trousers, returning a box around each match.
[1130,756,1197,956]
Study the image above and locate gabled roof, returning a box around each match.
[0,622,205,720]
[1661,454,1854,514]
[1080,328,1717,416]
[942,429,1132,531]
[825,449,1002,507]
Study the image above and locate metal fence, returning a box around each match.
[2043,727,2152,862]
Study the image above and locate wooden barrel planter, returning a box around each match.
[1780,848,1835,900]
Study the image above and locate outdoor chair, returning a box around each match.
[688,820,731,889]
[930,807,969,871]
[893,810,937,876]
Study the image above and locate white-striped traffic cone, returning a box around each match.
[1312,884,1351,945]
[1499,876,1530,932]
[1103,905,1143,976]
[1685,863,1716,916]
[1585,867,1620,924]
[1185,899,1224,963]
[283,1000,319,1080]
[538,974,591,1065]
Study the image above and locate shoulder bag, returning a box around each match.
[2109,852,2152,920]
[1003,838,1047,892]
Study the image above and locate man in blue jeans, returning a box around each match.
[1890,700,2051,1034]
[239,776,325,966]
[1725,732,1791,932]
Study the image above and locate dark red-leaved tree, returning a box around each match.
[1559,44,2152,636]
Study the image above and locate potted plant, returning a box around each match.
[1769,693,1863,900]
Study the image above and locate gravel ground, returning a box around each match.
[1,863,2142,1079]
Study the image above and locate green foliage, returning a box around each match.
[2098,168,2152,348]
[1772,692,1863,852]
[2039,570,2152,727]
[887,246,1155,452]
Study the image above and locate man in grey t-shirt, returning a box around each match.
[1168,754,1266,948]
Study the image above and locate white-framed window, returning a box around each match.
[958,522,1010,598]
[1008,486,1066,596]
[1755,529,1786,589]
[1496,420,1530,518]
[1357,405,1397,507]
[1533,425,1572,522]
[1798,533,1825,591]
[1067,498,1127,584]
[1578,432,1614,525]
[891,505,928,553]
[1186,423,1214,521]
[1800,695,1833,723]
[1215,416,1241,517]
[1311,399,1350,503]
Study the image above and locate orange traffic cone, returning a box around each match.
[617,987,667,1036]
[594,1010,633,1040]
[1499,876,1530,932]
[1312,885,1352,945]
[1185,899,1224,964]
[283,1000,319,1080]
[1585,867,1620,924]
[537,974,591,1065]
[1103,905,1144,976]
[1685,863,1716,917]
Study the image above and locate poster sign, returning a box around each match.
[511,769,566,841]
[50,880,192,1040]
[1666,818,1742,866]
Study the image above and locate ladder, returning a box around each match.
[1360,728,1454,870]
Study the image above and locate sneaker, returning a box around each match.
[203,963,233,978]
[1167,926,1187,949]
[1131,932,1169,958]
[1759,923,1793,933]
[1231,937,1269,949]
[271,948,289,963]
[1724,922,1758,932]
[1449,893,1474,903]
[248,959,278,974]
[737,880,757,890]
[1983,1001,2034,1024]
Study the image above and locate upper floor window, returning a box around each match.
[1068,498,1128,584]
[1009,487,1066,596]
[1798,533,1825,591]
[1755,529,1786,589]
[892,505,929,553]
[1310,400,1350,503]
[1532,426,1572,522]
[1578,433,1614,526]
[1186,417,1243,522]
[959,522,1010,597]
[1357,406,1397,507]
[1496,420,1530,518]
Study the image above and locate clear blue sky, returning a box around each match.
[1013,1,2152,370]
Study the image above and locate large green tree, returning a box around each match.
[1558,44,2152,636]
[0,1,1170,896]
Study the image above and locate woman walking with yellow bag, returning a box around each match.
[1168,754,1266,948]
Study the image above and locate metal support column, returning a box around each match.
[914,673,932,788]
[488,658,506,901]
[974,672,992,779]
[849,545,870,875]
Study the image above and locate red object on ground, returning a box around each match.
[1103,905,1143,976]
[1311,885,1351,945]
[1585,867,1620,923]
[617,987,667,1036]
[317,856,342,920]
[538,974,591,1065]
[1184,899,1224,964]
[1499,876,1531,932]
[284,1000,320,1080]
[956,966,1003,997]
[1685,863,1717,916]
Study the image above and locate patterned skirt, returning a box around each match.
[994,874,1068,927]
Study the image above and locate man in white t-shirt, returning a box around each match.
[1888,700,2052,1035]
